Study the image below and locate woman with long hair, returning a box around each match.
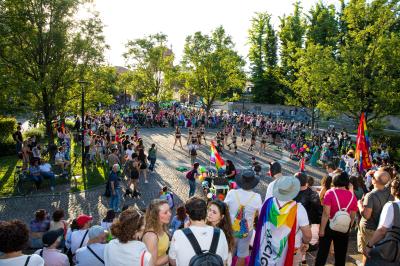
[319,175,333,203]
[142,199,172,266]
[104,208,153,266]
[206,200,235,265]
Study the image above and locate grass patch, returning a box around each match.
[0,155,21,197]
[0,136,107,196]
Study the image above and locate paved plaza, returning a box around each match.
[0,128,362,265]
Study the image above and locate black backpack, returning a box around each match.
[183,228,224,266]
[190,147,197,156]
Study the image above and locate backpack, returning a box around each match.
[190,147,197,156]
[186,169,195,180]
[370,202,400,263]
[232,191,255,239]
[183,228,224,266]
[329,189,353,233]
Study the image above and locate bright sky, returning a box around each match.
[86,0,340,67]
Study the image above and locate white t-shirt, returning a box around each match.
[104,239,151,266]
[265,179,277,201]
[76,243,105,266]
[378,200,400,229]
[169,225,229,266]
[0,254,44,266]
[224,189,262,231]
[70,229,89,254]
[274,199,309,248]
[125,149,134,159]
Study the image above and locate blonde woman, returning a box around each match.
[142,199,172,266]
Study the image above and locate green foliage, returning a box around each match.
[248,12,282,104]
[324,0,400,124]
[0,136,15,156]
[0,117,16,142]
[23,125,46,141]
[0,0,107,143]
[124,33,177,109]
[182,26,246,112]
[306,2,339,47]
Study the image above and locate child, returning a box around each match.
[251,157,262,176]
[159,186,174,209]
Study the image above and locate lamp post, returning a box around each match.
[78,80,89,185]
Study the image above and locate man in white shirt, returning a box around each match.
[70,215,92,258]
[264,161,282,200]
[169,197,229,266]
[76,226,106,266]
[225,170,262,266]
[251,175,311,265]
[35,229,69,266]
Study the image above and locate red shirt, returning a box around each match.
[323,188,357,219]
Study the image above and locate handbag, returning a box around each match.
[370,202,400,263]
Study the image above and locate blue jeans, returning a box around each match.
[30,174,43,185]
[188,179,196,198]
[40,171,56,187]
[148,157,156,171]
[109,187,121,212]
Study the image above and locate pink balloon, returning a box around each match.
[291,144,297,149]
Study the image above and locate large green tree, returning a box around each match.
[248,12,281,103]
[278,1,306,79]
[306,2,339,48]
[124,33,177,110]
[326,0,400,125]
[182,26,246,114]
[0,0,107,143]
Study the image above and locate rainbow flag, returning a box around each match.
[355,113,372,172]
[250,198,297,266]
[210,141,225,169]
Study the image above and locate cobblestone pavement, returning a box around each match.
[0,127,362,265]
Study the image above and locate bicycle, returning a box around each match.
[14,166,36,195]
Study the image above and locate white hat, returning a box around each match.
[273,175,300,201]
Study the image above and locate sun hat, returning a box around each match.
[88,225,106,239]
[236,170,260,190]
[272,175,300,201]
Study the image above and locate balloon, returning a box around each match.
[299,147,305,152]
[207,193,213,199]
[291,144,297,149]
[218,194,225,201]
[199,166,207,173]
[198,174,204,182]
[306,148,310,152]
[303,144,308,148]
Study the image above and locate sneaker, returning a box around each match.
[145,180,148,184]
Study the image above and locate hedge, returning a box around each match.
[0,117,16,142]
[23,125,46,141]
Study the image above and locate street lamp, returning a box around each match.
[78,80,90,186]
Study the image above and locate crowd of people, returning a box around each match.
[3,104,400,266]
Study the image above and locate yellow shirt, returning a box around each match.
[158,232,169,257]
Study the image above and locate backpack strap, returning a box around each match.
[182,228,203,255]
[39,249,43,257]
[344,192,354,211]
[234,191,255,207]
[24,256,31,266]
[87,245,105,264]
[79,230,89,249]
[331,189,342,210]
[209,228,220,254]
[140,250,146,266]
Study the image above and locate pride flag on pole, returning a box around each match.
[210,141,225,169]
[355,113,372,172]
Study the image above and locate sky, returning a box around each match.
[82,0,340,68]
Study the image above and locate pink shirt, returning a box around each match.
[323,188,357,219]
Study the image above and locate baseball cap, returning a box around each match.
[76,214,93,228]
[88,225,106,239]
[42,228,64,247]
